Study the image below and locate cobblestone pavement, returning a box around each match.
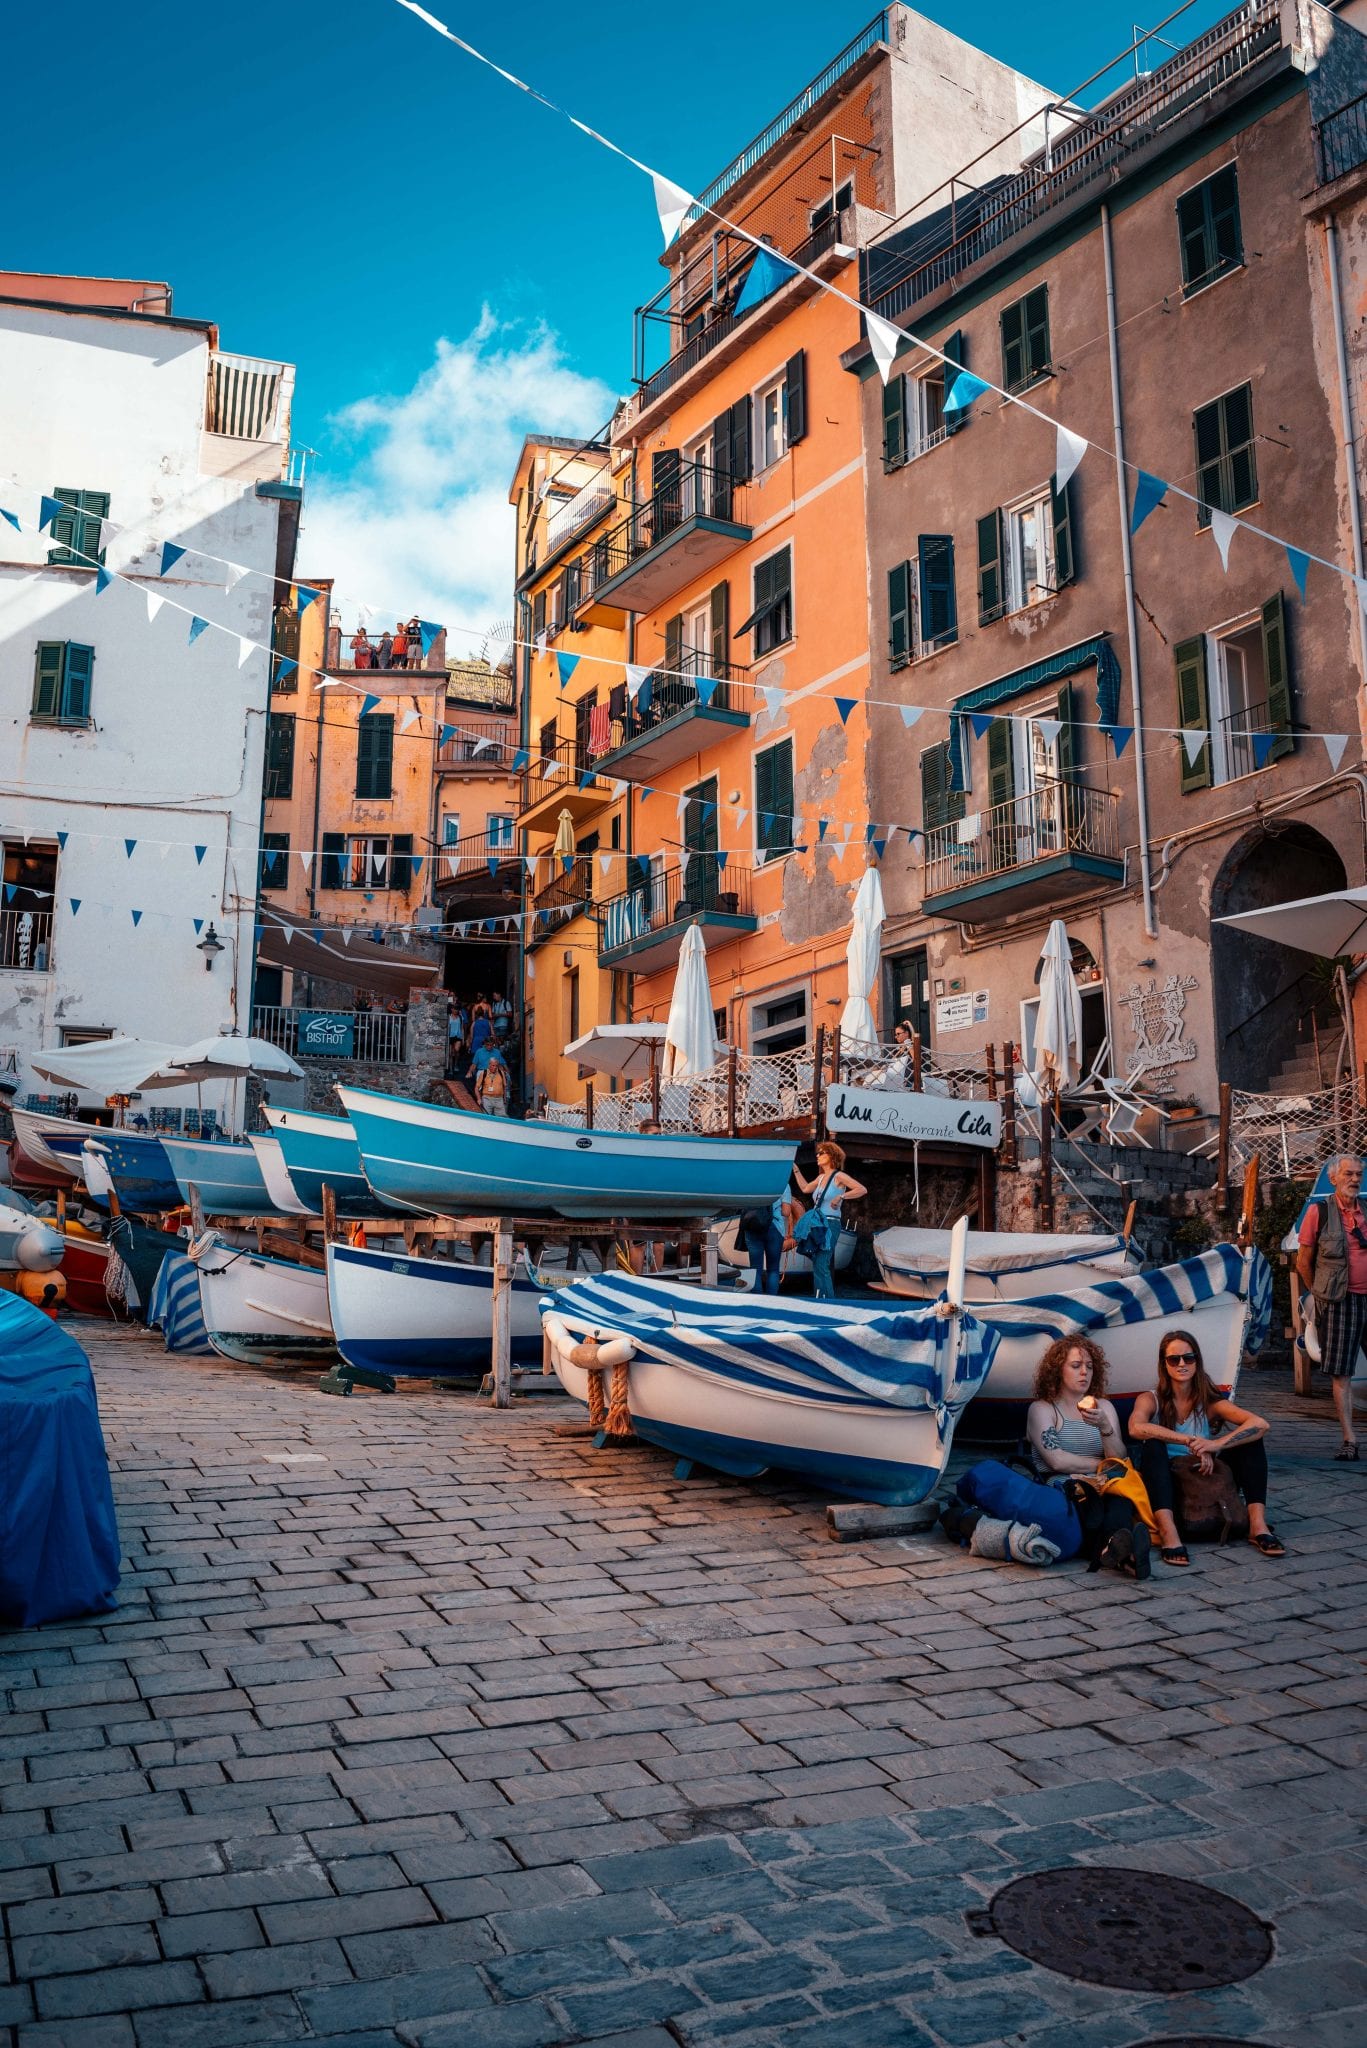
[2,1323,1365,2048]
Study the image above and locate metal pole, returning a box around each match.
[1039,1093,1055,1231]
[1217,1080,1231,1214]
[727,1047,738,1136]
[1003,1040,1017,1168]
[1325,218,1367,691]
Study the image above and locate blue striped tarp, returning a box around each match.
[973,1245,1272,1355]
[147,1251,213,1355]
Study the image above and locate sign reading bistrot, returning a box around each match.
[826,1085,1001,1149]
[297,1010,356,1059]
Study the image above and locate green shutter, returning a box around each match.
[882,375,907,468]
[1176,185,1209,289]
[918,535,956,647]
[709,582,729,673]
[756,742,793,860]
[1224,385,1257,509]
[1023,287,1050,381]
[320,833,346,889]
[920,740,964,835]
[888,561,911,667]
[784,351,807,445]
[664,613,683,681]
[1261,591,1294,763]
[1174,636,1212,792]
[531,589,546,638]
[1051,474,1075,588]
[1209,164,1242,273]
[63,643,95,722]
[391,833,415,892]
[47,488,108,568]
[1056,681,1076,779]
[48,490,81,566]
[977,510,1004,623]
[356,713,394,799]
[266,712,295,799]
[942,331,966,434]
[32,642,64,719]
[1000,301,1025,390]
[730,397,752,484]
[987,714,1014,814]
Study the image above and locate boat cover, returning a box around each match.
[148,1252,214,1354]
[878,1227,1128,1277]
[971,1245,1273,1352]
[544,1272,998,1429]
[0,1294,120,1627]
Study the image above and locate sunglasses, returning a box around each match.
[1165,1350,1197,1364]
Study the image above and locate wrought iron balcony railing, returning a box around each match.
[922,781,1120,903]
[598,855,754,957]
[1315,90,1367,185]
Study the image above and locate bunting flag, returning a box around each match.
[652,171,693,248]
[146,591,165,624]
[69,899,80,916]
[94,566,112,595]
[866,312,903,386]
[418,619,443,659]
[834,697,857,725]
[299,851,314,874]
[1056,424,1088,490]
[760,685,785,717]
[130,909,143,927]
[56,832,68,850]
[1034,717,1063,751]
[611,778,628,798]
[734,245,799,316]
[277,658,297,682]
[194,845,207,864]
[400,708,423,732]
[0,507,19,532]
[1210,507,1239,571]
[188,616,209,646]
[534,631,548,657]
[237,637,255,668]
[599,854,613,878]
[411,856,424,877]
[38,495,63,532]
[1106,725,1134,757]
[625,663,650,700]
[696,674,719,708]
[359,694,381,718]
[124,838,137,858]
[441,724,458,746]
[297,584,321,612]
[221,562,248,589]
[1323,733,1349,771]
[192,918,204,935]
[700,800,717,825]
[716,849,729,871]
[160,542,186,577]
[870,837,887,860]
[735,808,748,830]
[944,369,990,417]
[1181,728,1208,767]
[1130,471,1169,534]
[969,712,995,740]
[899,705,925,729]
[555,652,581,687]
[1286,545,1311,600]
[818,818,829,841]
[1250,730,1279,770]
[513,747,529,771]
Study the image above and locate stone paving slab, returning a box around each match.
[1,1321,1364,2046]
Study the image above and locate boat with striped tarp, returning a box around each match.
[875,1227,1140,1302]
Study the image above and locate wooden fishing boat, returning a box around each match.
[875,1226,1139,1301]
[14,1111,182,1211]
[325,1240,545,1379]
[59,1228,118,1319]
[160,1137,272,1218]
[336,1085,797,1222]
[189,1230,336,1367]
[262,1106,388,1217]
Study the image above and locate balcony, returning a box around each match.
[596,649,750,781]
[545,476,615,554]
[436,719,517,773]
[0,907,53,973]
[922,781,1123,922]
[598,856,756,974]
[527,862,593,947]
[586,462,751,616]
[1315,91,1367,186]
[518,737,614,832]
[252,1004,407,1065]
[326,624,448,677]
[431,832,523,919]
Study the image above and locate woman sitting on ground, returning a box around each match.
[1129,1329,1284,1565]
[1027,1335,1128,1476]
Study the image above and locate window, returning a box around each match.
[1000,285,1050,392]
[1,840,57,972]
[32,641,94,724]
[265,712,295,800]
[566,969,580,1046]
[920,741,966,836]
[348,835,392,888]
[1193,384,1257,527]
[882,334,963,469]
[978,477,1074,622]
[1174,593,1292,792]
[487,813,514,851]
[260,834,290,891]
[757,375,787,469]
[809,179,854,231]
[750,985,810,1057]
[1177,163,1242,294]
[320,832,416,891]
[272,605,300,692]
[737,546,792,657]
[755,739,795,864]
[889,537,957,667]
[356,711,394,798]
[47,488,109,570]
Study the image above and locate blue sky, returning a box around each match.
[6,0,1227,638]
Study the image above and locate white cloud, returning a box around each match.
[300,310,616,651]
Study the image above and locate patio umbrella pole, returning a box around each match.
[1039,1087,1056,1232]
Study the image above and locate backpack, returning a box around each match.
[1169,1455,1250,1544]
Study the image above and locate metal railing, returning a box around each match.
[596,462,749,588]
[923,781,1120,900]
[207,352,287,439]
[598,856,754,956]
[865,0,1282,320]
[1219,697,1270,784]
[0,908,53,972]
[546,478,615,553]
[1315,90,1367,185]
[518,735,613,814]
[531,863,593,922]
[436,720,516,770]
[609,648,747,749]
[252,1004,408,1065]
[433,829,520,882]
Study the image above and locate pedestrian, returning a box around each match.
[407,616,423,669]
[477,1047,511,1116]
[1296,1151,1365,1459]
[376,626,394,670]
[350,625,372,670]
[786,1141,865,1301]
[446,1003,464,1075]
[740,1192,790,1294]
[1129,1328,1285,1562]
[1027,1335,1155,1579]
[470,1002,494,1065]
[390,620,409,670]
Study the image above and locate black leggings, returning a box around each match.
[1136,1436,1268,1513]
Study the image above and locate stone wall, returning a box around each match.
[293,988,451,1116]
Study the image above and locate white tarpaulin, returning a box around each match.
[1035,918,1083,1093]
[163,1035,306,1083]
[30,1037,189,1096]
[663,925,719,1081]
[1215,886,1367,958]
[840,867,885,1049]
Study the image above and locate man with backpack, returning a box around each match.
[1296,1151,1365,1460]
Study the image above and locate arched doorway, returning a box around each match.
[1211,824,1347,1091]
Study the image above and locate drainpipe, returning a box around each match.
[1102,201,1157,940]
[1325,217,1367,692]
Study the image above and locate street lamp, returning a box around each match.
[197,922,225,970]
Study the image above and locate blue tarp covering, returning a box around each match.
[148,1252,213,1354]
[0,1295,120,1628]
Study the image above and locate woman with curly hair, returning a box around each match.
[1028,1336,1126,1473]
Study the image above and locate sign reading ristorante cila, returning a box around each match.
[825,1085,1001,1149]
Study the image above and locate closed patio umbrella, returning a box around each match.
[552,809,576,862]
[840,866,885,1049]
[1035,918,1083,1095]
[663,924,720,1081]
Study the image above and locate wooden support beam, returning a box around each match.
[320,1183,337,1244]
[1002,1041,1017,1169]
[1217,1081,1232,1215]
[585,1081,594,1130]
[490,1219,514,1408]
[911,1031,923,1092]
[826,1498,939,1542]
[1238,1154,1260,1244]
[1039,1094,1055,1231]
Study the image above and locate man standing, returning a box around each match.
[477,1047,511,1116]
[1297,1151,1365,1459]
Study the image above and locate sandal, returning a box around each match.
[1100,1528,1152,1581]
[1249,1530,1286,1557]
[1335,1441,1360,1461]
[1160,1545,1191,1567]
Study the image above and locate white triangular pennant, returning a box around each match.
[534,631,547,656]
[1034,717,1063,750]
[1322,732,1349,772]
[146,592,165,623]
[1055,424,1088,491]
[340,927,352,946]
[599,854,612,878]
[1209,507,1238,571]
[238,637,254,668]
[652,172,694,249]
[760,685,785,718]
[625,664,650,701]
[299,851,315,874]
[1181,728,1209,766]
[611,779,628,799]
[222,562,248,590]
[734,808,748,831]
[400,708,422,733]
[867,313,902,387]
[675,793,689,822]
[899,705,925,729]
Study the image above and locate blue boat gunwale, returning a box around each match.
[328,1242,542,1290]
[339,1084,794,1153]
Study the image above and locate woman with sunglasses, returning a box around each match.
[1129,1329,1284,1565]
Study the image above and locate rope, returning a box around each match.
[605,1359,632,1439]
[585,1367,607,1429]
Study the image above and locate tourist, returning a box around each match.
[470,1002,494,1067]
[1129,1329,1285,1562]
[477,1047,511,1116]
[407,615,423,668]
[786,1141,865,1301]
[350,626,372,670]
[390,620,409,670]
[1028,1335,1154,1577]
[446,1003,465,1075]
[741,1192,791,1295]
[376,626,394,670]
[1295,1151,1365,1459]
[493,992,512,1035]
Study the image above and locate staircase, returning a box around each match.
[1009,1127,1217,1264]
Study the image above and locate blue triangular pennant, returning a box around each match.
[277,658,297,682]
[488,857,500,877]
[3,884,14,903]
[818,819,829,842]
[696,674,718,709]
[440,724,457,746]
[1286,546,1311,600]
[834,697,857,725]
[871,838,887,861]
[94,566,112,595]
[188,615,209,646]
[970,712,995,740]
[131,909,143,927]
[124,838,137,858]
[716,850,729,871]
[700,801,717,826]
[194,844,206,865]
[411,856,424,876]
[56,830,68,850]
[637,678,653,716]
[1130,471,1168,534]
[513,747,529,771]
[38,495,64,532]
[865,822,878,844]
[944,369,990,416]
[296,584,321,612]
[160,542,186,577]
[734,244,799,316]
[1251,730,1279,770]
[1106,724,1134,757]
[578,770,594,790]
[192,918,204,935]
[555,652,581,688]
[359,694,381,719]
[418,619,442,659]
[69,898,81,916]
[0,507,19,532]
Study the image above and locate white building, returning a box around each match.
[0,272,300,1124]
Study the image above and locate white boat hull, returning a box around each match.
[191,1232,336,1367]
[876,1227,1139,1302]
[716,1217,855,1282]
[325,1240,545,1379]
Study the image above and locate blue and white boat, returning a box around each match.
[326,1240,545,1379]
[16,1111,182,1213]
[160,1136,272,1218]
[263,1106,388,1218]
[335,1085,797,1221]
[190,1230,336,1367]
[875,1227,1140,1302]
[541,1258,994,1505]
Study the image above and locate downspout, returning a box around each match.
[1324,217,1367,691]
[1101,201,1157,940]
[516,590,531,1100]
[620,443,641,1032]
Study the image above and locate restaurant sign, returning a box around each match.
[297,1009,355,1059]
[826,1084,1001,1149]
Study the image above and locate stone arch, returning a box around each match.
[1211,823,1348,1091]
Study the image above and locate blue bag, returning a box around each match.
[955,1459,1083,1560]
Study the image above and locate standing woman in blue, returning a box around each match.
[787,1141,865,1300]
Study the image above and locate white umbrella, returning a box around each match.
[840,866,885,1048]
[1035,918,1084,1094]
[1215,887,1367,958]
[162,1034,306,1083]
[564,1022,668,1081]
[30,1036,190,1096]
[663,924,720,1080]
